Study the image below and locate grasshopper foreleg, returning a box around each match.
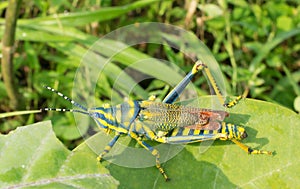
[97,133,121,162]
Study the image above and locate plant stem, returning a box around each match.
[224,9,237,93]
[1,0,23,110]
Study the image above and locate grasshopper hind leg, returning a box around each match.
[223,88,249,108]
[161,60,248,108]
[231,139,273,155]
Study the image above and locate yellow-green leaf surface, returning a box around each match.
[2,98,298,188]
[0,121,118,189]
[79,97,299,188]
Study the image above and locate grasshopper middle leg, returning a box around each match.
[129,131,170,181]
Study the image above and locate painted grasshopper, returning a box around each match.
[42,60,272,181]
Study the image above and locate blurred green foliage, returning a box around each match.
[0,0,299,143]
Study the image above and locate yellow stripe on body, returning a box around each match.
[212,130,219,135]
[221,122,226,134]
[94,109,115,122]
[134,121,143,132]
[170,128,179,136]
[127,100,136,119]
[113,100,138,130]
[98,119,128,133]
[105,112,115,121]
[182,128,190,136]
[193,129,200,135]
[218,122,228,140]
[95,108,117,124]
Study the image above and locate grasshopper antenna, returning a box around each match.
[41,86,89,115]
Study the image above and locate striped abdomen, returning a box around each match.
[167,122,244,143]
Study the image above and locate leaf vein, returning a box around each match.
[4,173,112,189]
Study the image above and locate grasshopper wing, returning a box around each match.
[138,101,228,131]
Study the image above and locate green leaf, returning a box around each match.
[0,121,119,189]
[79,97,299,188]
[0,0,164,41]
[198,4,223,18]
[276,15,293,31]
[227,0,248,7]
[249,27,300,72]
[294,96,300,113]
[0,1,8,10]
[18,0,165,27]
